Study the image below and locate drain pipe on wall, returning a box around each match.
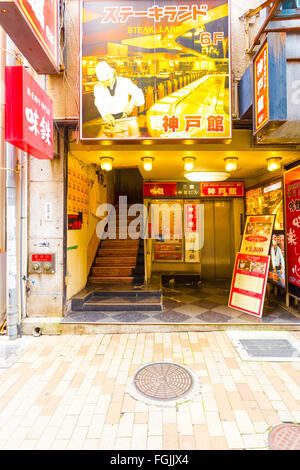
[5,35,19,340]
[19,150,28,337]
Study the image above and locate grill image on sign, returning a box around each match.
[268,424,300,450]
[133,362,193,401]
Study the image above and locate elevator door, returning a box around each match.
[201,200,234,280]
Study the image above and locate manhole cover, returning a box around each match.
[128,362,200,406]
[134,362,193,401]
[268,423,300,450]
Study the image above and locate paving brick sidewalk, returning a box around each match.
[0,331,300,450]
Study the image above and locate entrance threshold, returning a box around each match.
[59,275,300,332]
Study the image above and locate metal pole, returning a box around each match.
[5,36,18,340]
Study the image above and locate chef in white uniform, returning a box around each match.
[94,61,145,136]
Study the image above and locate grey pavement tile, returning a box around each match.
[152,310,190,323]
[172,304,209,315]
[196,311,231,323]
[111,312,150,323]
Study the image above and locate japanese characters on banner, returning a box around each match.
[80,0,231,140]
[229,253,270,318]
[284,165,300,300]
[143,181,245,198]
[201,182,244,197]
[240,215,275,256]
[253,40,269,133]
[184,202,201,263]
[0,0,59,73]
[143,182,178,198]
[5,66,53,159]
[17,0,59,68]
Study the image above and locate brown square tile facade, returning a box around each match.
[0,332,300,450]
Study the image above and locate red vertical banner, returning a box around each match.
[254,40,269,133]
[184,203,198,233]
[284,165,300,299]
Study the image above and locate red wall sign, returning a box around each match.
[0,0,59,74]
[284,165,300,299]
[144,182,245,198]
[184,203,198,233]
[254,40,269,133]
[229,253,270,318]
[143,183,178,198]
[5,66,54,160]
[32,254,53,262]
[200,182,245,197]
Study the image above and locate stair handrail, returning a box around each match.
[143,202,151,284]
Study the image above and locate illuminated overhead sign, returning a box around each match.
[5,66,54,160]
[80,0,231,141]
[0,0,59,74]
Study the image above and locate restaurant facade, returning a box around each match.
[1,0,300,336]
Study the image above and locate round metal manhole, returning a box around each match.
[268,423,300,450]
[133,362,194,402]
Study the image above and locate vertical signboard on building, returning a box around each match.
[254,41,269,133]
[284,165,300,300]
[252,34,287,136]
[0,0,59,73]
[80,0,231,140]
[5,66,54,159]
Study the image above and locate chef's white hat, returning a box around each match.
[95,61,114,82]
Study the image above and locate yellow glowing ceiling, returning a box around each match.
[69,130,299,187]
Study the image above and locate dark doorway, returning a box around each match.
[114,168,143,204]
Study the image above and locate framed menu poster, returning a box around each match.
[240,215,275,256]
[229,253,270,318]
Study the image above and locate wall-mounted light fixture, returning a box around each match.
[224,157,238,172]
[183,157,196,172]
[100,157,113,172]
[266,157,282,172]
[142,157,154,171]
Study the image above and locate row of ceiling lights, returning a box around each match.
[100,156,282,177]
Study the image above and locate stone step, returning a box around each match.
[88,276,134,285]
[97,249,139,257]
[83,294,162,312]
[91,266,134,277]
[99,239,139,251]
[94,257,136,266]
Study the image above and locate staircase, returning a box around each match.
[71,289,163,313]
[88,208,144,285]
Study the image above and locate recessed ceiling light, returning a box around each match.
[100,157,113,171]
[224,157,238,172]
[184,171,230,182]
[142,157,154,171]
[266,157,281,172]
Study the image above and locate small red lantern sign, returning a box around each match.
[5,66,53,160]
